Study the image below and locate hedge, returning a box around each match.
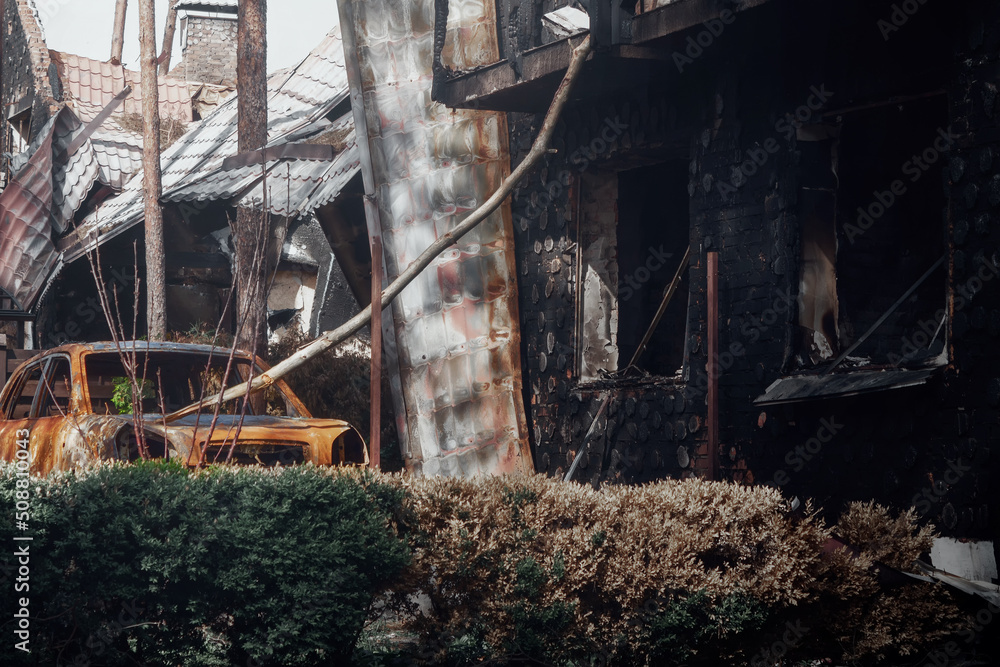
[0,462,409,667]
[0,465,977,666]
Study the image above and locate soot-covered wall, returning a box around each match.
[507,0,998,541]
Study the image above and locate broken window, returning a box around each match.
[7,107,31,155]
[6,363,44,420]
[796,96,949,368]
[576,160,690,382]
[37,358,73,418]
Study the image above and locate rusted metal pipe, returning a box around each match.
[369,236,382,471]
[707,251,719,481]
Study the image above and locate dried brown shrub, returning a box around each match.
[385,474,827,664]
[379,476,973,666]
[812,501,972,663]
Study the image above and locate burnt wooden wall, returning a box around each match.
[508,0,999,541]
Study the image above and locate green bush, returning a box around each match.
[0,462,409,667]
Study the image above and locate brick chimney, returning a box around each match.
[170,1,239,87]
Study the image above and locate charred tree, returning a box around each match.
[158,0,180,75]
[111,0,128,65]
[138,0,166,340]
[234,0,269,355]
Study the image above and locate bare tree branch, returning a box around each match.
[158,0,180,75]
[165,35,593,424]
[111,0,128,65]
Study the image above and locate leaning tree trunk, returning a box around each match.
[138,0,166,340]
[111,0,128,65]
[234,0,269,356]
[158,0,180,75]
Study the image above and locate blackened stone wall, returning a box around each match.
[507,0,998,542]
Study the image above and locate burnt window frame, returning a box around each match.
[3,355,75,420]
[573,158,693,387]
[794,95,951,371]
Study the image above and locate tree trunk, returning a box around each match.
[138,0,166,340]
[158,0,180,75]
[234,0,269,356]
[111,0,128,65]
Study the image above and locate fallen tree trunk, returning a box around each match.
[165,35,593,424]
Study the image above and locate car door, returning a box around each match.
[0,356,79,475]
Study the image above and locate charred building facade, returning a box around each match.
[432,0,1000,544]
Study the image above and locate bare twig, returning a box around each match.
[165,35,593,423]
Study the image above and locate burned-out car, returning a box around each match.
[0,342,367,475]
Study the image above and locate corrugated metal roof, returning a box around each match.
[66,25,356,262]
[89,126,147,192]
[163,112,360,217]
[38,52,195,190]
[753,367,942,406]
[50,51,193,123]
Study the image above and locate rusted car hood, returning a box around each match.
[144,414,367,467]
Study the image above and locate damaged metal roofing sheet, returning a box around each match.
[11,104,142,198]
[43,52,194,190]
[340,0,532,478]
[65,27,358,262]
[175,0,238,10]
[88,126,147,192]
[0,126,58,310]
[753,367,941,406]
[9,107,102,235]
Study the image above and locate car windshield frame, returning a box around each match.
[82,350,305,419]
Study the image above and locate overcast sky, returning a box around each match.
[42,1,339,73]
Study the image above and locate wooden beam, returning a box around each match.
[631,0,773,45]
[437,34,590,111]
